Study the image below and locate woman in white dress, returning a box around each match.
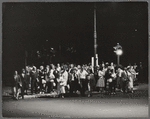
[57,73,64,97]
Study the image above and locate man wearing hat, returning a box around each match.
[121,67,128,93]
[31,66,38,94]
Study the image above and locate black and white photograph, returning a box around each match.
[2,1,149,118]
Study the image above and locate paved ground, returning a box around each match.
[2,83,149,118]
[2,95,149,118]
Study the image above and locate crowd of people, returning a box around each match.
[12,62,141,100]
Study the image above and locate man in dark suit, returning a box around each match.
[121,67,128,93]
[31,66,38,94]
[25,66,30,95]
[20,69,27,99]
[39,65,45,94]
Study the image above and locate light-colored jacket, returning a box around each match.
[61,71,68,86]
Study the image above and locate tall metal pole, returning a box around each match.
[94,3,97,73]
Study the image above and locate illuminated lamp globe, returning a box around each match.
[116,49,123,56]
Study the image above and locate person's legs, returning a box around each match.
[120,79,124,92]
[34,80,37,94]
[117,77,120,89]
[31,80,34,94]
[39,78,43,93]
[61,86,65,98]
[87,82,91,97]
[24,82,27,94]
[69,82,73,96]
[21,86,24,99]
[45,82,49,93]
[16,87,19,100]
[50,82,54,93]
[80,79,84,96]
[105,80,109,94]
[82,80,87,96]
[76,82,81,95]
[122,81,126,93]
[72,81,76,93]
[131,79,134,93]
[109,82,113,94]
[13,87,16,98]
[112,80,117,94]
[101,87,104,93]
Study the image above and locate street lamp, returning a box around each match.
[114,43,123,66]
[116,49,123,56]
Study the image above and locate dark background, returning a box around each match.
[2,2,148,85]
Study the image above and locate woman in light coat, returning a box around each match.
[57,66,68,98]
[126,66,134,93]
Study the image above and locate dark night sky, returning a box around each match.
[2,2,148,81]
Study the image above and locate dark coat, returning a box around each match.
[31,71,38,82]
[20,73,28,87]
[89,73,96,88]
[13,74,22,88]
[39,70,45,80]
[121,71,128,82]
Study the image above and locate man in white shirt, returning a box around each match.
[60,65,68,98]
[78,66,88,96]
